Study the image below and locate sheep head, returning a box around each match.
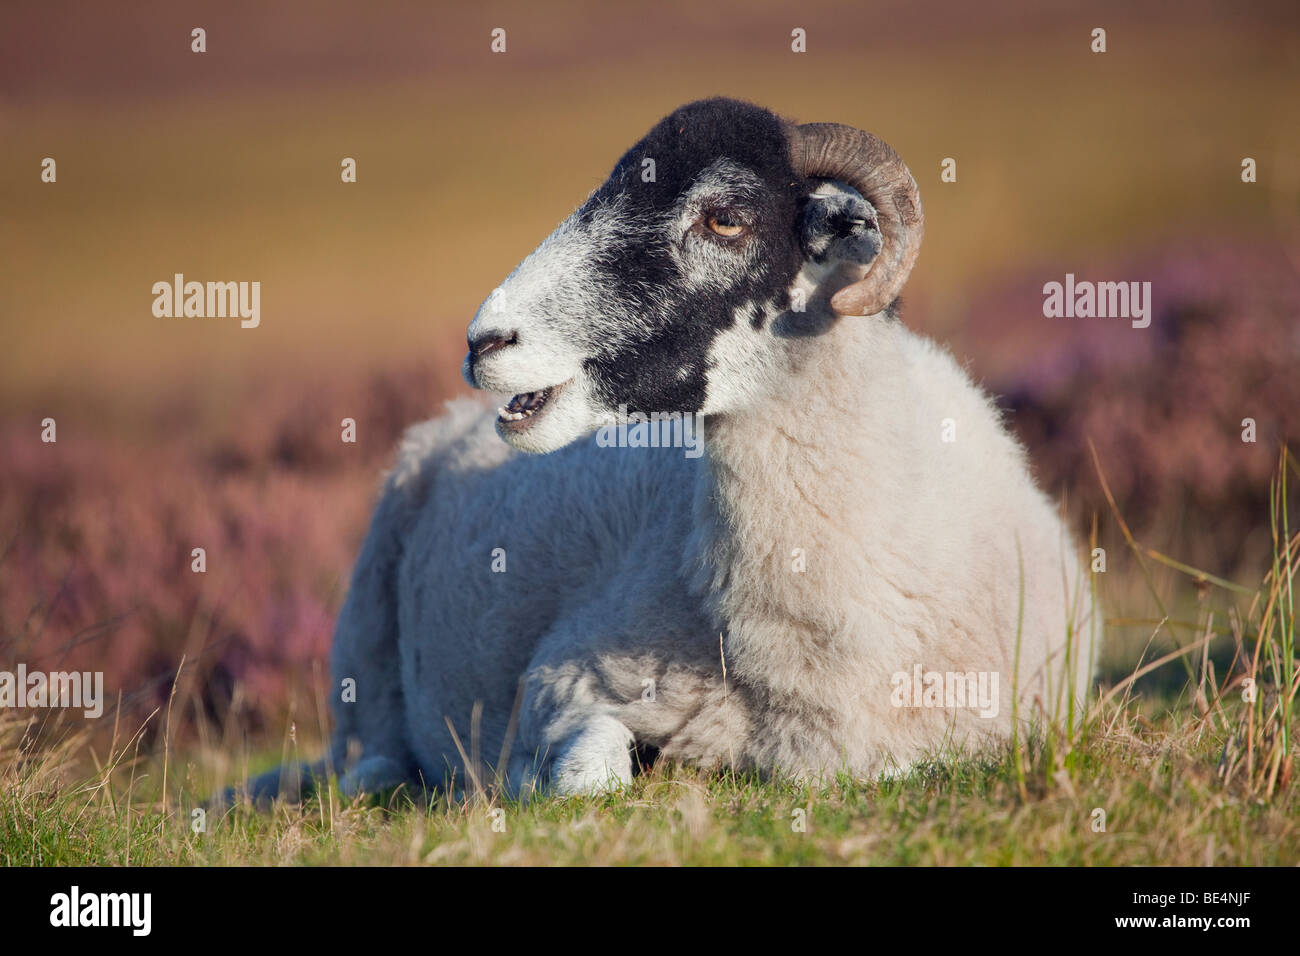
[463,97,923,453]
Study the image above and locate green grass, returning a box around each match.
[1,708,1294,866]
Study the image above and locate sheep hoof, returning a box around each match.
[550,717,635,796]
[338,755,409,799]
[213,761,317,809]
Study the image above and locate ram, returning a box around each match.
[233,97,1096,802]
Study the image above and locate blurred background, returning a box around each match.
[1,0,1297,740]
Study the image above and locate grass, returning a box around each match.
[1,452,1295,867]
[1,711,1294,866]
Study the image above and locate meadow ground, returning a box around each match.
[2,687,1295,867]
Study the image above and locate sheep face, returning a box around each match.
[463,97,885,454]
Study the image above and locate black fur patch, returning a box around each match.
[579,98,810,415]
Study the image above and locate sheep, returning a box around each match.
[234,96,1097,803]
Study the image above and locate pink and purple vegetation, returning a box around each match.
[1,363,452,737]
[957,238,1298,572]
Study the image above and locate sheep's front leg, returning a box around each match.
[513,626,659,797]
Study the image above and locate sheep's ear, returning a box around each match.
[798,188,882,268]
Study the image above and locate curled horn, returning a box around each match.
[787,122,924,316]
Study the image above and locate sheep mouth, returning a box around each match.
[497,380,570,430]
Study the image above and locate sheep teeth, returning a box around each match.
[497,383,567,428]
[498,386,556,425]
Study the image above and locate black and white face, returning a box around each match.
[462,97,884,454]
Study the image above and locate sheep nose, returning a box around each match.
[468,332,518,362]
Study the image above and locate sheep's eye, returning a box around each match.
[706,214,745,238]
